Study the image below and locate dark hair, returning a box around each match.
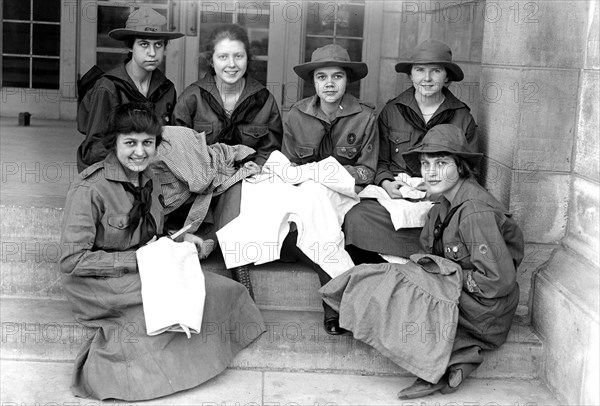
[124,37,170,49]
[419,152,478,179]
[205,24,252,76]
[102,103,163,152]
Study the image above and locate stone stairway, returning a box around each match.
[0,118,560,404]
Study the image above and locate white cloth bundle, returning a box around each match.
[136,237,206,338]
[218,151,359,278]
[358,177,433,230]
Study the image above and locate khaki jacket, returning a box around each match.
[60,153,164,277]
[173,74,283,166]
[282,94,379,185]
[77,62,177,172]
[376,87,477,184]
[420,178,524,349]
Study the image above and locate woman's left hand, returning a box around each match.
[182,233,216,260]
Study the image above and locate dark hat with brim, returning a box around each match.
[395,40,464,82]
[293,44,368,83]
[402,124,482,174]
[109,7,184,41]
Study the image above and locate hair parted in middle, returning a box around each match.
[419,151,478,179]
[205,24,253,76]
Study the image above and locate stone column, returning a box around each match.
[478,1,599,404]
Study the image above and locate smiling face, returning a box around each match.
[115,132,157,173]
[130,38,165,72]
[410,64,448,99]
[313,66,347,107]
[420,153,463,201]
[212,38,248,86]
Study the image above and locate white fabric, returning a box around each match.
[217,151,359,278]
[358,178,434,230]
[137,237,206,338]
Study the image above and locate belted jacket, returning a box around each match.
[173,74,283,166]
[282,93,379,185]
[376,87,477,185]
[77,62,177,172]
[60,153,164,277]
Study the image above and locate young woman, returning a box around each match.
[322,124,524,398]
[281,44,378,334]
[77,7,183,172]
[60,104,265,401]
[343,40,478,263]
[172,24,283,296]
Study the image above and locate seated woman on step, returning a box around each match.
[281,43,378,335]
[59,103,265,401]
[321,124,524,399]
[343,40,478,264]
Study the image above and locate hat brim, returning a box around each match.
[402,146,482,175]
[293,61,368,82]
[109,28,184,41]
[395,61,464,82]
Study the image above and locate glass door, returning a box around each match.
[175,0,287,106]
[79,0,178,78]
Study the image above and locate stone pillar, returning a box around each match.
[478,1,599,404]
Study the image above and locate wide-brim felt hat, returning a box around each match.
[402,124,482,174]
[395,40,464,82]
[293,44,368,83]
[109,7,184,41]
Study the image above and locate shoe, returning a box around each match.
[231,266,255,301]
[440,363,479,394]
[323,317,348,336]
[397,377,447,400]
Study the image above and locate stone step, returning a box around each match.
[1,297,543,379]
[1,359,560,405]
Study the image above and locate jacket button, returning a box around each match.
[395,138,399,143]
[118,221,123,227]
[394,148,399,153]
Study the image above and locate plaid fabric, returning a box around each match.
[152,126,257,233]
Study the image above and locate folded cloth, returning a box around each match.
[358,183,433,229]
[137,237,206,338]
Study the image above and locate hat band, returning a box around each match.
[420,141,465,153]
[125,25,164,32]
[410,50,452,63]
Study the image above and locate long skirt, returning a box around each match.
[343,199,422,257]
[320,261,462,383]
[62,271,265,401]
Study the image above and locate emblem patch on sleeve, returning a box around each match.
[347,133,356,144]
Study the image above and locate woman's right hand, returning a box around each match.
[381,179,408,199]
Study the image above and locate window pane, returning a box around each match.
[335,4,364,37]
[97,6,131,48]
[32,58,59,88]
[2,57,30,87]
[3,22,30,54]
[3,0,30,20]
[96,51,127,72]
[249,60,267,86]
[334,38,362,61]
[306,2,336,36]
[33,24,60,56]
[33,0,60,22]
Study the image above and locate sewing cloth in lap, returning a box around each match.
[217,151,358,278]
[137,237,205,338]
[358,182,433,229]
[151,126,258,233]
[320,254,463,383]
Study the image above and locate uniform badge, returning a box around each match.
[479,244,488,255]
[347,133,356,144]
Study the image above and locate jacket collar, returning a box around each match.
[196,73,265,106]
[393,86,468,115]
[101,152,153,187]
[295,93,363,121]
[106,60,169,96]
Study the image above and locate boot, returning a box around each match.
[440,362,480,394]
[231,265,255,301]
